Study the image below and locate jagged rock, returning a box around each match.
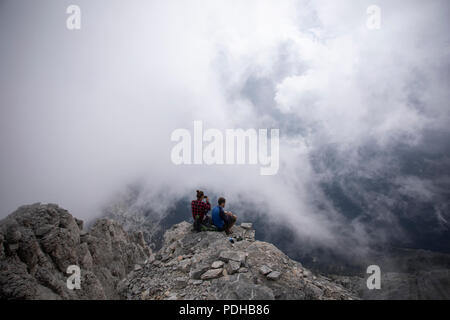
[201,268,223,280]
[211,261,224,269]
[189,264,210,280]
[120,222,359,300]
[244,229,256,242]
[266,271,281,280]
[147,254,155,264]
[303,269,312,277]
[4,196,448,300]
[174,277,188,289]
[259,265,272,275]
[240,223,253,230]
[161,254,171,262]
[178,259,192,273]
[1,204,360,301]
[153,260,162,267]
[305,283,324,299]
[141,289,150,300]
[0,203,150,300]
[166,293,178,300]
[219,250,247,266]
[226,261,241,274]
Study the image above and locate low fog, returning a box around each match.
[1,0,449,258]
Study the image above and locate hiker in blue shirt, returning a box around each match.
[212,197,237,235]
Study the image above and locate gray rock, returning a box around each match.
[141,289,150,300]
[219,250,247,266]
[178,259,192,272]
[266,271,281,280]
[174,277,188,289]
[211,261,224,269]
[34,225,53,237]
[1,206,361,301]
[147,254,155,264]
[305,283,324,299]
[166,293,178,300]
[244,229,256,241]
[153,260,162,267]
[118,221,360,300]
[189,264,210,280]
[161,254,171,262]
[240,223,253,230]
[259,265,272,275]
[0,203,151,300]
[226,261,241,275]
[200,268,223,280]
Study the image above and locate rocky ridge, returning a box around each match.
[118,221,359,300]
[0,203,151,299]
[0,203,359,300]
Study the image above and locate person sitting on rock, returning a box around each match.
[212,197,237,235]
[191,190,211,232]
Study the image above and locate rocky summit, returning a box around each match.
[0,204,358,300]
[118,222,359,300]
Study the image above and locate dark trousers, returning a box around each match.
[193,215,211,232]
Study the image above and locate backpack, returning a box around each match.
[200,224,218,232]
[193,215,218,232]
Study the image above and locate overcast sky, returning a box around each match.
[1,0,449,253]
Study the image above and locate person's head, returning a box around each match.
[218,197,226,208]
[196,190,204,200]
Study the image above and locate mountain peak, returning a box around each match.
[0,203,358,300]
[119,221,359,300]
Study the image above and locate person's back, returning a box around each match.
[191,199,209,221]
[191,190,211,232]
[212,205,225,229]
[211,197,237,234]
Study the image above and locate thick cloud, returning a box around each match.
[0,0,449,257]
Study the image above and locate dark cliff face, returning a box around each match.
[0,203,150,299]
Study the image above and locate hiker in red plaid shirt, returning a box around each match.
[191,190,211,232]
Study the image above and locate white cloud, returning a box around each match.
[0,0,449,255]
